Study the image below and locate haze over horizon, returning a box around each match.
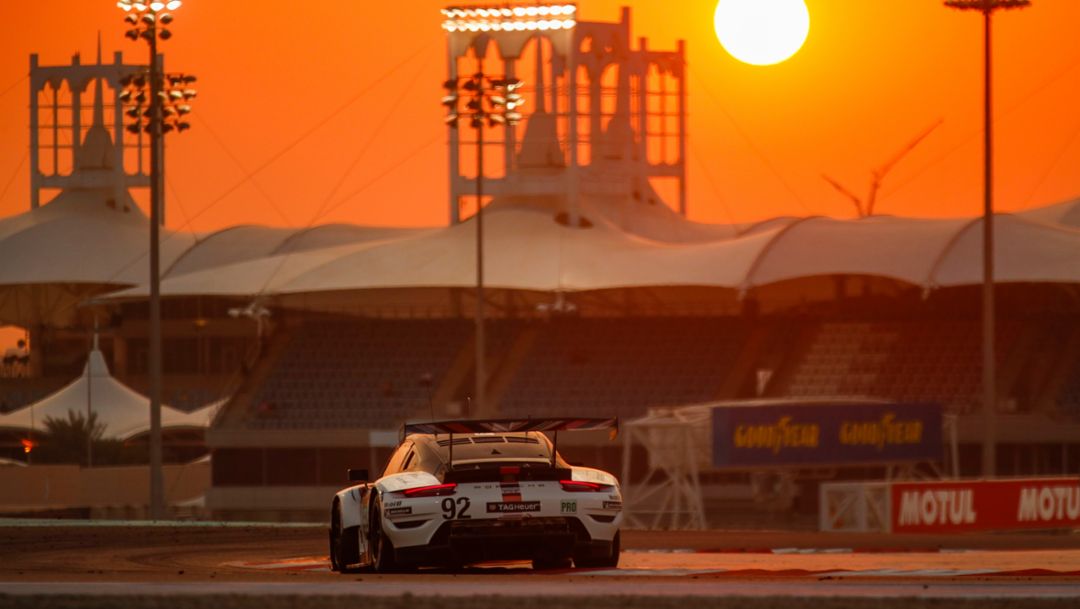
[1,0,1079,233]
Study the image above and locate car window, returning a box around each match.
[382,442,412,477]
[434,434,555,463]
[401,449,416,472]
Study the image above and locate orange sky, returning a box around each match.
[2,0,1080,231]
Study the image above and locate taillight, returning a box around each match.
[401,483,457,498]
[560,480,613,493]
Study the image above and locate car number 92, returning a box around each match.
[441,496,472,519]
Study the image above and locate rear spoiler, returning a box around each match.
[403,417,618,436]
[403,417,618,468]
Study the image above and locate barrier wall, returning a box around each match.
[0,461,210,513]
[821,477,1080,533]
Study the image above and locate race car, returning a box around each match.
[328,417,622,572]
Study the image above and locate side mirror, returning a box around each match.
[348,468,368,482]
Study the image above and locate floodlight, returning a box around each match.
[150,1,165,10]
[176,104,191,114]
[183,89,197,99]
[125,29,140,40]
[445,113,460,125]
[119,89,132,101]
[118,1,132,11]
[142,13,155,24]
[169,90,183,100]
[133,2,147,10]
[488,113,506,125]
[125,14,138,24]
[158,28,172,40]
[441,94,459,106]
[176,121,190,132]
[182,75,197,83]
[126,107,141,119]
[442,3,577,33]
[167,0,182,9]
[160,13,173,24]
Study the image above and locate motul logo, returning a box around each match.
[1017,486,1080,522]
[898,489,977,526]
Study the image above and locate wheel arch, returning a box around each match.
[336,486,365,529]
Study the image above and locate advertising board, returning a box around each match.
[711,401,942,469]
[891,477,1080,533]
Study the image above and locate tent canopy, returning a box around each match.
[103,200,1080,304]
[0,344,217,442]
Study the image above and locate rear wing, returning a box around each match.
[403,417,618,436]
[403,417,619,469]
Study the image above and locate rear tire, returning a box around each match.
[574,531,620,569]
[330,504,360,573]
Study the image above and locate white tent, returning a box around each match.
[103,200,1080,304]
[0,341,217,442]
[0,188,196,327]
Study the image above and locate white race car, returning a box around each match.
[328,418,622,572]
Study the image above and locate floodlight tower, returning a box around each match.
[441,4,688,226]
[441,4,688,416]
[29,43,149,213]
[117,0,192,520]
[945,0,1030,478]
[441,65,525,418]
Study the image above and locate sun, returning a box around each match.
[714,0,810,66]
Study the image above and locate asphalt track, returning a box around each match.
[3,521,1080,601]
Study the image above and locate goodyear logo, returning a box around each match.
[839,412,923,451]
[733,416,819,455]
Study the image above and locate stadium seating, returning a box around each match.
[246,319,471,429]
[1057,357,1080,414]
[784,320,1019,412]
[0,377,71,413]
[498,317,747,418]
[233,313,1078,431]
